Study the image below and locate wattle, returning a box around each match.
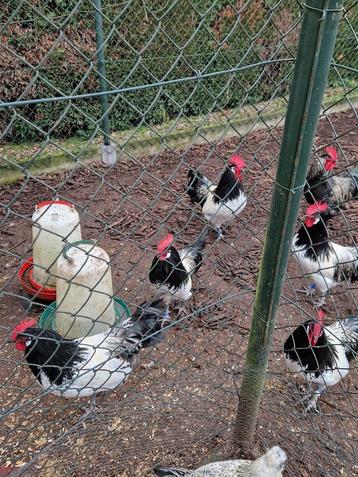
[15,342,26,351]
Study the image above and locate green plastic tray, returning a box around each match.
[39,297,131,331]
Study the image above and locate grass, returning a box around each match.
[1,85,357,185]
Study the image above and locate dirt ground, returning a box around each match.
[0,109,357,477]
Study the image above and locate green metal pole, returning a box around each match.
[233,0,343,449]
[94,0,116,164]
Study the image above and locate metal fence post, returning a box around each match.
[233,0,344,449]
[94,0,116,165]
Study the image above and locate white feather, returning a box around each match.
[38,331,133,398]
[202,189,247,228]
[292,234,358,293]
[179,249,198,276]
[158,277,192,302]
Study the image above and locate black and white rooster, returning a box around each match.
[149,228,208,317]
[304,146,358,215]
[10,299,167,402]
[292,201,358,307]
[284,309,358,411]
[187,155,247,238]
[154,446,287,477]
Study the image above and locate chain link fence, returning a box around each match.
[0,1,357,476]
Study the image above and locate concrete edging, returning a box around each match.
[1,93,357,185]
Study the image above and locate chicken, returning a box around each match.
[10,299,167,401]
[153,446,287,477]
[292,201,358,307]
[304,146,358,215]
[284,310,358,411]
[187,154,247,238]
[149,227,208,317]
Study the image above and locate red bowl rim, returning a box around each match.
[18,257,56,301]
[36,200,74,210]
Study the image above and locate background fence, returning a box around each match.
[0,1,358,476]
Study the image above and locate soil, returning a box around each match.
[0,109,357,477]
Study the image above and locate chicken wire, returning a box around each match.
[0,1,357,476]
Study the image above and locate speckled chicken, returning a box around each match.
[153,446,287,477]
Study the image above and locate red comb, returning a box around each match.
[10,318,37,341]
[325,146,338,160]
[229,154,246,170]
[157,233,174,254]
[317,309,325,322]
[306,202,329,217]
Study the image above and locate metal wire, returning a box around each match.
[0,1,357,476]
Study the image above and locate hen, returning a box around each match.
[284,310,358,411]
[154,446,287,477]
[304,146,358,215]
[10,299,167,401]
[149,228,208,317]
[292,202,358,307]
[187,154,247,238]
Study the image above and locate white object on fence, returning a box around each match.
[101,143,117,165]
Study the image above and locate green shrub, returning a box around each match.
[0,0,356,143]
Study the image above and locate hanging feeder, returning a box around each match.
[18,200,82,301]
[55,240,118,339]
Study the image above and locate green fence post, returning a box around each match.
[94,0,116,165]
[233,0,344,449]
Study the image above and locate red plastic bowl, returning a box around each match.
[18,257,56,301]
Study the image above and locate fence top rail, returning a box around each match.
[0,58,296,110]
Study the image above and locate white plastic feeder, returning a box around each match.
[55,241,116,339]
[32,200,82,287]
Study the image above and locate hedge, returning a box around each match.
[0,0,356,143]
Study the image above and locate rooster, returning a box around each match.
[292,201,358,307]
[187,154,247,238]
[304,146,358,215]
[10,299,167,403]
[149,228,208,317]
[284,310,358,411]
[154,446,287,477]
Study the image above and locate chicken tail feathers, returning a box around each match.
[180,225,210,275]
[349,166,358,198]
[153,466,189,476]
[191,224,210,252]
[340,315,358,361]
[118,299,168,357]
[333,258,358,284]
[350,165,358,180]
[187,169,210,206]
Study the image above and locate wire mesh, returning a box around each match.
[0,1,357,476]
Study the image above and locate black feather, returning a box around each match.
[333,262,358,284]
[212,167,244,204]
[18,328,85,386]
[179,225,209,275]
[119,299,167,357]
[304,161,358,212]
[284,320,338,377]
[153,466,189,476]
[295,216,333,261]
[186,170,209,207]
[149,246,189,290]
